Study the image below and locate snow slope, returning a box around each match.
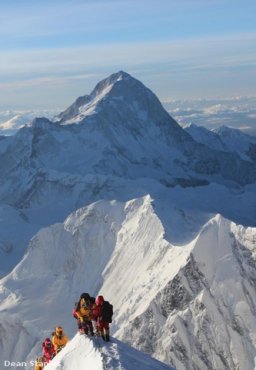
[45,334,173,370]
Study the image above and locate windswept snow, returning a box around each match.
[45,335,103,370]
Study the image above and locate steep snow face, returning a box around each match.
[121,215,256,370]
[1,197,256,370]
[185,123,256,162]
[44,334,173,370]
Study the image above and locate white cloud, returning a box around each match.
[0,74,97,91]
[1,33,256,79]
[164,96,256,136]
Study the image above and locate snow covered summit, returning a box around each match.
[55,70,175,125]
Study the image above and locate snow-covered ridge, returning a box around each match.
[185,123,256,162]
[44,334,173,370]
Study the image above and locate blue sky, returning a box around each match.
[0,0,256,108]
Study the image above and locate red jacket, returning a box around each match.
[92,304,103,322]
[42,342,55,363]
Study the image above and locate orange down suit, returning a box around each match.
[52,333,68,353]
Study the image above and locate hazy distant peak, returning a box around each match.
[214,125,235,135]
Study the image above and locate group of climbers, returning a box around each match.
[34,293,113,369]
[73,293,113,342]
[34,326,68,369]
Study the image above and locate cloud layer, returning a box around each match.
[164,96,256,136]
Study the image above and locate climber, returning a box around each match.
[34,356,45,370]
[42,338,55,363]
[52,326,68,354]
[73,292,94,335]
[93,295,113,341]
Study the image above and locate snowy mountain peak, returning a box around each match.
[89,70,157,104]
[55,71,133,124]
[55,70,174,127]
[92,70,131,94]
[214,125,240,136]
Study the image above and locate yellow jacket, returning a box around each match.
[75,298,92,321]
[52,333,68,353]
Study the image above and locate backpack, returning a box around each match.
[102,301,113,323]
[90,296,95,304]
